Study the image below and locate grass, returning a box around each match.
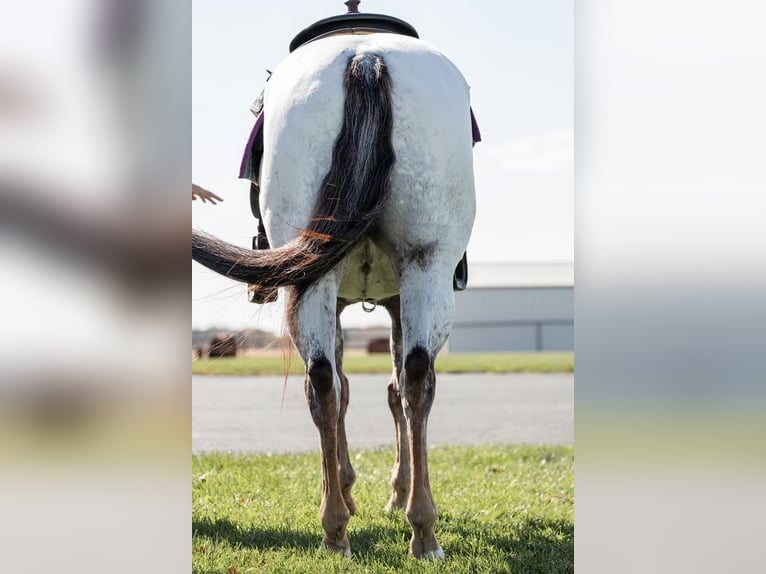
[193,444,573,573]
[192,352,574,376]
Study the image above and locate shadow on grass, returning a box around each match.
[193,516,411,553]
[429,511,573,573]
[193,517,318,551]
[490,517,573,573]
[194,513,572,572]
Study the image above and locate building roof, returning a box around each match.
[467,262,574,288]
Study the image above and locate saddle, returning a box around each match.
[289,4,419,53]
[241,6,480,303]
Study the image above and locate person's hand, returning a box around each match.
[192,184,223,205]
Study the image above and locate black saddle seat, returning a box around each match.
[289,12,419,52]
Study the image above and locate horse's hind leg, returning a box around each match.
[287,275,351,556]
[382,296,411,512]
[335,303,356,516]
[397,262,455,560]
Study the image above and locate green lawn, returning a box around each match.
[193,445,573,573]
[192,352,574,376]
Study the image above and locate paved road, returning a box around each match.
[192,373,573,453]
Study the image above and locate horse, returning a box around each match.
[192,31,476,559]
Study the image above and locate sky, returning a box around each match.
[192,0,573,332]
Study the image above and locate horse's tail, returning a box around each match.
[192,51,394,303]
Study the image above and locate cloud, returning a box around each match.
[490,128,574,172]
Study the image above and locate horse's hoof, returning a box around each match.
[384,493,407,513]
[410,533,443,560]
[322,537,351,558]
[427,547,445,561]
[413,547,444,561]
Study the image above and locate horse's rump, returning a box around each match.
[194,34,475,313]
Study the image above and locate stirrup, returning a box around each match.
[453,252,468,291]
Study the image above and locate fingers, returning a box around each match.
[202,191,222,204]
[191,184,223,204]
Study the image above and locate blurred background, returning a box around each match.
[0,0,188,572]
[576,2,766,572]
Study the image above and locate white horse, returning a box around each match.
[192,32,476,559]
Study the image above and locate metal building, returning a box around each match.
[447,263,574,353]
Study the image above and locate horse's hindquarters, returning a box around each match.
[260,34,476,262]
